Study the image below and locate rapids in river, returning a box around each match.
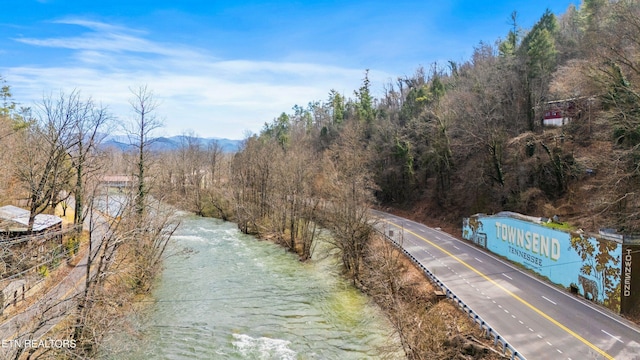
[113,214,401,359]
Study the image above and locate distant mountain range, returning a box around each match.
[101,135,243,153]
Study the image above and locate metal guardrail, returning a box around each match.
[375,226,526,360]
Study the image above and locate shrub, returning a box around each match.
[38,265,49,277]
[66,237,80,256]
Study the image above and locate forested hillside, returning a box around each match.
[3,2,637,238]
[227,1,640,236]
[5,2,635,244]
[3,2,639,358]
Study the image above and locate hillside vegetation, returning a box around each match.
[225,1,640,236]
[2,2,640,358]
[3,2,638,241]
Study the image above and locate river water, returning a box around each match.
[115,214,401,359]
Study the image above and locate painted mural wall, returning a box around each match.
[462,214,622,313]
[622,244,640,316]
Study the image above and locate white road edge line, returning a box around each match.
[371,212,640,335]
[601,329,624,343]
[406,219,640,334]
[542,296,557,305]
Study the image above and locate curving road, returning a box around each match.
[372,210,640,360]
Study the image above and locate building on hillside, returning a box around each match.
[543,98,578,127]
[0,205,63,244]
[101,175,134,190]
[542,96,596,127]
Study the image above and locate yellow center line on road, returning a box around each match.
[379,218,614,360]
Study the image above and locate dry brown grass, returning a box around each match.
[360,236,508,360]
[0,231,89,321]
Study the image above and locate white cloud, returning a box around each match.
[5,19,388,139]
[15,18,203,59]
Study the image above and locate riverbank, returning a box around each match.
[142,186,509,359]
[360,234,507,359]
[221,208,507,359]
[105,215,401,359]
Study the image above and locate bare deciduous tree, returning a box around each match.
[321,121,376,283]
[13,91,80,231]
[124,85,163,215]
[69,96,111,226]
[71,189,179,357]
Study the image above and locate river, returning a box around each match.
[111,213,401,359]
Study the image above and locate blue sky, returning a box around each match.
[1,0,577,139]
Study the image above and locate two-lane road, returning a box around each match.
[372,210,640,360]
